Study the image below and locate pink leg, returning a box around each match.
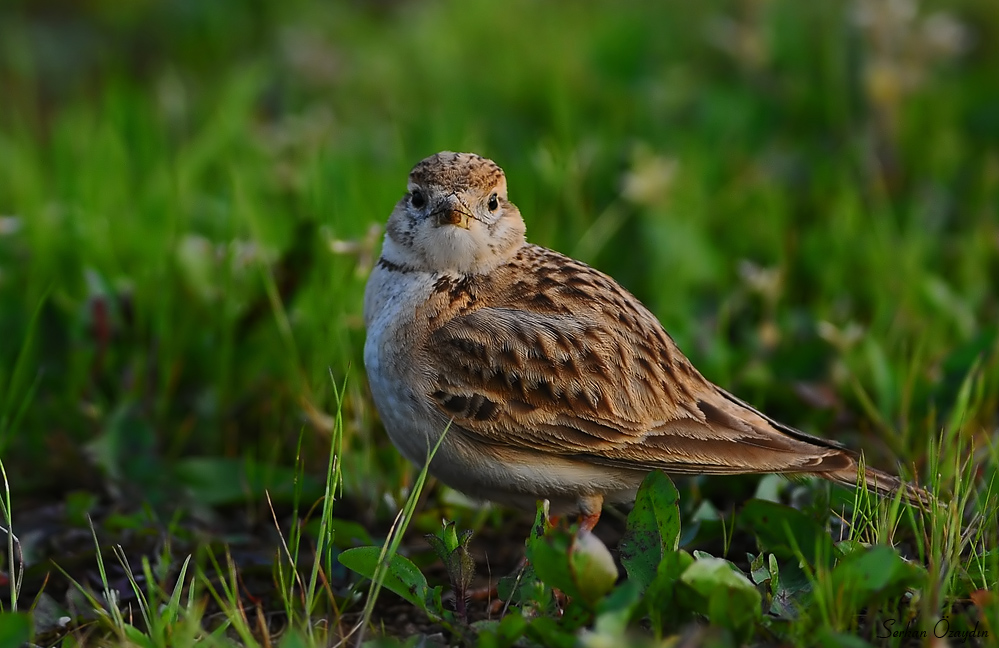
[577,494,604,533]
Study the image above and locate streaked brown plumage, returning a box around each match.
[363,151,928,530]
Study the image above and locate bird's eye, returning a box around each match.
[410,189,426,209]
[487,193,499,211]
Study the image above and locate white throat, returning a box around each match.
[382,210,526,276]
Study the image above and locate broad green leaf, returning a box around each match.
[473,613,529,648]
[571,531,618,598]
[619,471,680,588]
[593,580,643,636]
[682,556,759,595]
[497,562,548,609]
[123,623,154,647]
[813,629,875,648]
[828,545,926,611]
[277,629,311,648]
[681,556,762,641]
[749,552,803,617]
[338,547,429,610]
[173,456,320,506]
[524,616,578,648]
[739,499,836,568]
[0,613,32,648]
[329,518,373,548]
[527,527,617,607]
[86,403,167,505]
[643,549,695,634]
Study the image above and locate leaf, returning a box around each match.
[828,545,925,611]
[643,549,695,634]
[749,552,768,584]
[593,580,643,637]
[473,613,529,648]
[0,613,32,648]
[445,546,476,593]
[527,527,617,607]
[813,629,875,648]
[328,518,373,548]
[497,562,548,609]
[524,616,578,648]
[173,456,321,505]
[338,547,429,611]
[123,624,154,647]
[738,499,836,568]
[957,549,998,596]
[425,534,448,562]
[425,521,477,593]
[0,287,47,450]
[277,629,311,648]
[619,470,681,588]
[681,556,762,641]
[85,403,166,504]
[568,531,618,602]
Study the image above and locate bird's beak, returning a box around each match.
[435,205,472,229]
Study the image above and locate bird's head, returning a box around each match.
[381,152,527,275]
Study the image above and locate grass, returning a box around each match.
[0,0,997,645]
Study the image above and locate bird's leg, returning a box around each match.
[577,494,603,533]
[471,498,602,611]
[578,512,601,533]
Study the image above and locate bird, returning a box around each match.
[363,151,928,531]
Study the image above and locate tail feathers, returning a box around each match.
[819,459,934,507]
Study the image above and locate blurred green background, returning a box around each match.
[0,0,997,513]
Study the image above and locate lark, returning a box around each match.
[363,151,926,530]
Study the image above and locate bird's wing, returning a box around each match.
[426,246,852,476]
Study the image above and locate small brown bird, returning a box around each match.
[363,151,927,530]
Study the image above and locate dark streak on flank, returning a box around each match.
[432,390,499,421]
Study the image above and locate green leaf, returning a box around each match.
[426,521,477,595]
[473,613,529,648]
[681,557,762,641]
[828,545,926,611]
[123,623,154,647]
[960,549,998,596]
[0,613,32,648]
[445,546,476,593]
[85,403,166,504]
[277,628,311,648]
[568,531,618,603]
[738,499,836,568]
[524,616,578,648]
[496,562,550,611]
[338,547,429,611]
[328,518,373,548]
[813,629,875,648]
[443,522,460,554]
[0,288,47,450]
[749,552,768,584]
[619,470,681,588]
[173,456,320,506]
[643,549,696,634]
[527,527,617,607]
[425,534,448,562]
[593,580,643,636]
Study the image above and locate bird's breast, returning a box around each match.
[363,263,450,464]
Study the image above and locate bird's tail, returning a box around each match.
[819,458,934,508]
